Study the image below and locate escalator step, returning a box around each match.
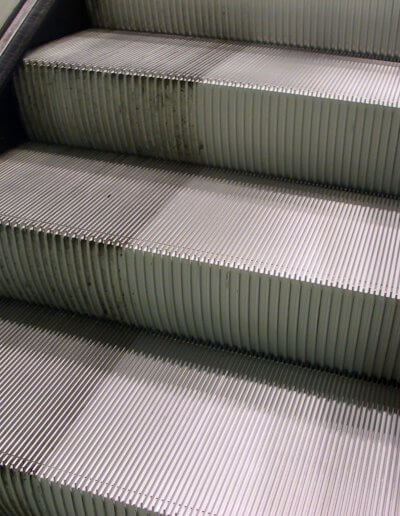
[15,29,400,195]
[0,143,399,380]
[0,298,399,516]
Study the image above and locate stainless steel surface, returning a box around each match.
[15,30,400,194]
[1,298,400,515]
[85,0,400,59]
[1,143,399,380]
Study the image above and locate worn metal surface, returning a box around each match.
[1,143,399,380]
[85,0,400,60]
[15,30,400,195]
[1,298,400,515]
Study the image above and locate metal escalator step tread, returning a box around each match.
[0,143,399,380]
[1,298,400,515]
[15,29,400,195]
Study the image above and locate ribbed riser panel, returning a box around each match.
[85,0,400,59]
[0,471,146,516]
[1,299,400,515]
[15,31,400,195]
[1,227,399,381]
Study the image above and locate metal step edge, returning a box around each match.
[1,228,399,382]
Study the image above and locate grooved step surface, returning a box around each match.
[1,299,400,516]
[15,30,400,194]
[1,144,400,380]
[85,0,400,59]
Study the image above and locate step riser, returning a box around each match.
[1,227,399,381]
[0,470,143,516]
[86,0,400,59]
[15,66,400,195]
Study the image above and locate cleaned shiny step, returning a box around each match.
[86,0,400,59]
[1,143,399,380]
[1,298,400,516]
[15,29,400,195]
